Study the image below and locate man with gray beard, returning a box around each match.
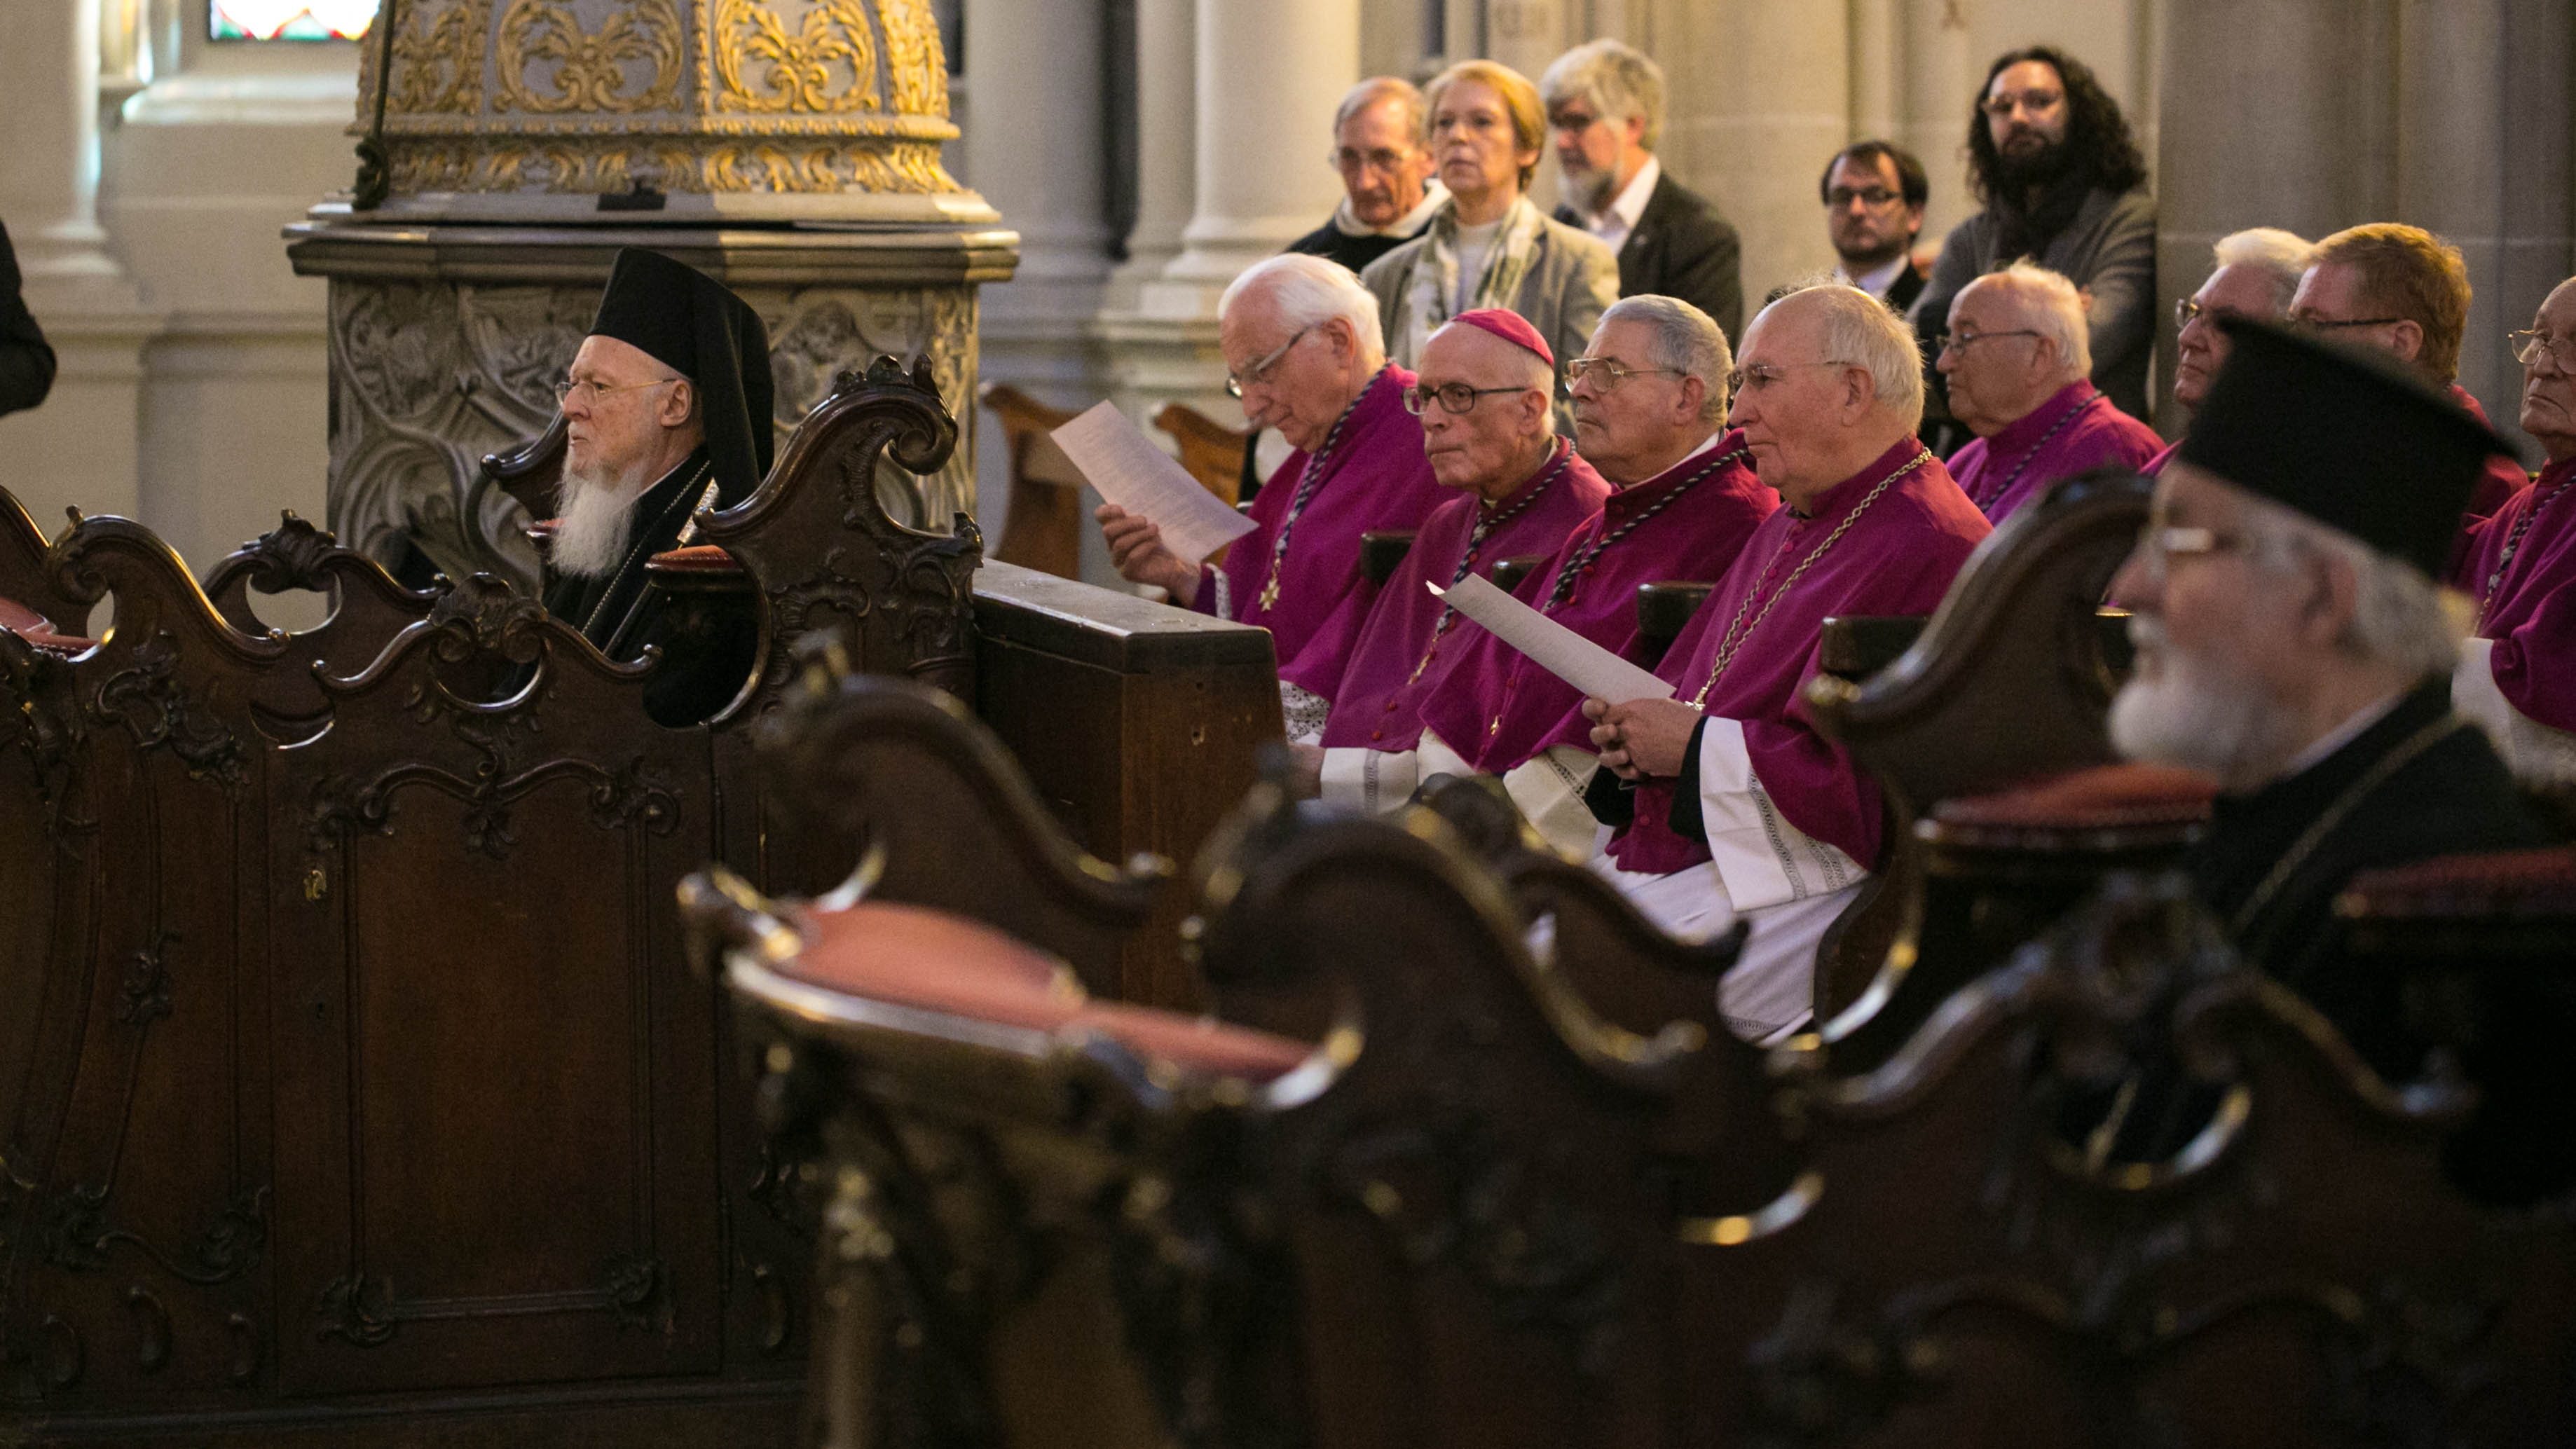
[542,247,774,723]
[2104,317,2563,1202]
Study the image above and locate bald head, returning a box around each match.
[1729,284,1923,509]
[1938,263,2089,437]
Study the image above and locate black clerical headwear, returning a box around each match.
[587,247,775,507]
[2179,317,2505,579]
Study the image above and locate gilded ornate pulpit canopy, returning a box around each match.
[352,0,994,221]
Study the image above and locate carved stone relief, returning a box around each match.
[323,273,978,590]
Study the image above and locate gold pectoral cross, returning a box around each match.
[1256,575,1282,612]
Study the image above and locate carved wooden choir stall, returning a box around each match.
[0,359,1279,1444]
[680,448,2576,1446]
[697,664,2576,1449]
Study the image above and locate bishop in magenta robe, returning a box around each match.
[1402,430,1774,851]
[1196,362,1448,689]
[1299,307,1605,782]
[1948,377,2164,522]
[1587,434,1988,1041]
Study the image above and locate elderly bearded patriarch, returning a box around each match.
[540,247,774,725]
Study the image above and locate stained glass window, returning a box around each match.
[211,0,376,41]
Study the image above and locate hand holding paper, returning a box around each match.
[1053,401,1257,564]
[1427,575,1675,705]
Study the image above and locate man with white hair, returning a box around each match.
[2147,226,2313,475]
[1938,261,2163,521]
[1288,308,1608,802]
[542,247,772,722]
[1582,284,1992,1043]
[2104,318,2561,1202]
[1099,253,1446,716]
[2453,273,2576,780]
[1285,77,1446,276]
[1298,296,1777,856]
[1540,39,1742,341]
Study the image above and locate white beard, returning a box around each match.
[551,460,652,580]
[2109,616,2302,787]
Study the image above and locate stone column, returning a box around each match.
[964,0,1113,563]
[2156,0,2573,438]
[1656,0,1850,305]
[1106,0,1195,310]
[0,0,158,531]
[1152,0,1359,303]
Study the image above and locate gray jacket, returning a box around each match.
[1359,213,1621,413]
[1912,184,2158,418]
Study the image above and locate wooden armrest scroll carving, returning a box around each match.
[753,664,1170,1000]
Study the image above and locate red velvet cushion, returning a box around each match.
[785,900,1083,1033]
[779,900,1307,1083]
[645,544,746,575]
[0,594,95,654]
[1933,762,2217,830]
[2338,846,2576,920]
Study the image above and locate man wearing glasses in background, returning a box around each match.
[1912,46,2156,424]
[1540,40,1743,344]
[2146,228,2314,475]
[1820,140,1928,315]
[1285,77,1446,277]
[541,247,772,723]
[2288,223,2533,582]
[2453,275,2576,784]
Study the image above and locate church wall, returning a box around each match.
[2159,0,2575,446]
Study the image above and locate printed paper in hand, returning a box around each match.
[1428,575,1676,704]
[1050,401,1257,563]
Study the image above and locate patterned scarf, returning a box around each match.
[1392,194,1549,368]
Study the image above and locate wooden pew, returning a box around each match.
[1152,399,1249,507]
[1802,468,2211,1064]
[1679,874,2576,1447]
[694,701,1790,1449]
[979,382,1088,579]
[0,358,989,1441]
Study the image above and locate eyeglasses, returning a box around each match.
[1546,108,1601,133]
[1934,329,2044,355]
[2510,329,2576,371]
[2289,314,2406,334]
[1402,380,1529,416]
[1566,356,1685,392]
[1724,360,1850,395]
[1225,326,1313,399]
[1980,87,2064,118]
[1331,146,1420,176]
[1825,186,1900,209]
[2174,297,2254,330]
[2133,522,2249,578]
[556,374,680,406]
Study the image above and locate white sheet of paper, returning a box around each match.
[1050,400,1258,563]
[1429,575,1676,704]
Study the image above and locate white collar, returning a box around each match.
[1835,255,1910,298]
[1586,153,1659,232]
[1331,180,1450,239]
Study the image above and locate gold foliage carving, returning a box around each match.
[713,0,881,114]
[388,137,961,195]
[366,0,490,115]
[874,0,948,118]
[494,0,684,114]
